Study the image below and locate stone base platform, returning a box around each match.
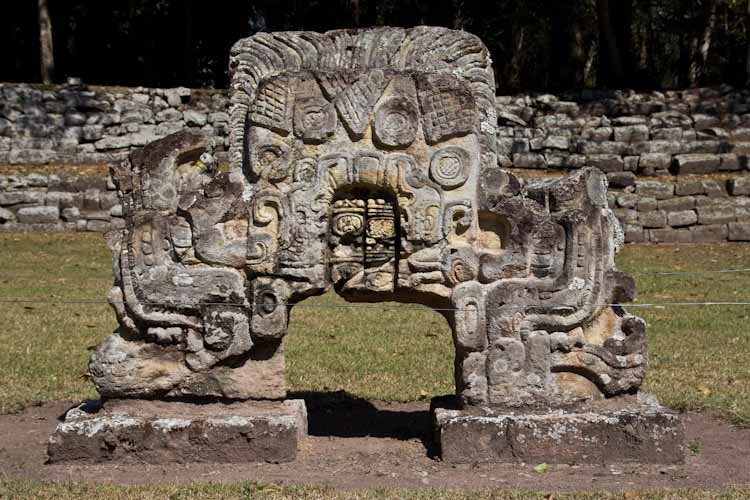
[48,399,307,464]
[432,395,684,464]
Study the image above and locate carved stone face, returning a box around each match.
[244,69,482,297]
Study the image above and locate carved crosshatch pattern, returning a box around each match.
[93,27,647,413]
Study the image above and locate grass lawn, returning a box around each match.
[0,234,749,498]
[0,480,748,500]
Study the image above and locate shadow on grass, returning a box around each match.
[289,390,444,458]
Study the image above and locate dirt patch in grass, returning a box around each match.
[0,399,749,497]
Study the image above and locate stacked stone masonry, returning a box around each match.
[0,172,123,233]
[4,82,750,177]
[2,169,748,243]
[496,86,750,180]
[1,82,749,242]
[0,83,229,165]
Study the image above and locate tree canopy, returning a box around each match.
[2,0,748,90]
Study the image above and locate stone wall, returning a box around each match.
[496,86,750,182]
[1,168,748,243]
[605,175,750,243]
[1,82,749,242]
[3,83,750,176]
[0,172,123,232]
[0,82,229,165]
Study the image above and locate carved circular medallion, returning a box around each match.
[429,146,470,189]
[373,97,418,148]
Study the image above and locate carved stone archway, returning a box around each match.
[50,27,683,466]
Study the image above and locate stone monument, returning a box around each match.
[49,26,684,464]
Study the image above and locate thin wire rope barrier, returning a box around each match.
[2,267,750,282]
[1,298,749,312]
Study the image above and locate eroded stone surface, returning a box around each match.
[48,399,306,464]
[433,395,685,464]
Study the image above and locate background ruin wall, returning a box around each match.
[1,82,749,242]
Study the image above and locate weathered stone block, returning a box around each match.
[672,153,720,174]
[639,153,671,172]
[690,224,729,242]
[658,196,696,211]
[638,196,658,211]
[667,210,697,227]
[16,206,60,224]
[0,191,45,206]
[697,206,735,225]
[728,222,750,241]
[719,153,741,171]
[606,171,635,188]
[647,227,692,243]
[184,110,207,127]
[613,124,649,142]
[578,141,627,155]
[623,155,640,172]
[48,399,307,464]
[652,127,682,141]
[616,193,639,209]
[729,177,750,196]
[639,210,667,228]
[0,206,16,222]
[433,396,684,464]
[623,224,645,243]
[613,208,638,224]
[636,181,674,199]
[588,154,623,172]
[61,207,81,222]
[675,181,706,196]
[702,180,727,198]
[542,135,569,150]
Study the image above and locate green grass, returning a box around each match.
[1,235,750,498]
[1,235,749,426]
[0,480,748,500]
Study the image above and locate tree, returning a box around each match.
[688,0,718,85]
[38,0,54,83]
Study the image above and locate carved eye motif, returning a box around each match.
[373,97,418,148]
[429,146,470,189]
[294,97,336,143]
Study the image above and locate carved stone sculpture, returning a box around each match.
[50,27,684,465]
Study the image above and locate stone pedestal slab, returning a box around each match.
[433,395,684,464]
[48,399,307,464]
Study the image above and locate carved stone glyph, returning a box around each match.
[72,27,682,464]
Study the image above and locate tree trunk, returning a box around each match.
[507,27,525,90]
[689,0,717,86]
[38,0,54,84]
[350,0,360,27]
[746,0,750,85]
[452,0,464,30]
[595,0,624,85]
